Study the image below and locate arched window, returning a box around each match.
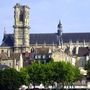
[31,47,34,53]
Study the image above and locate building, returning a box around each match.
[0,3,90,71]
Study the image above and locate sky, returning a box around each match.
[0,0,90,43]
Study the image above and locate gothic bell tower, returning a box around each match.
[13,3,30,53]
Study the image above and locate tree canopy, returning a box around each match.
[27,61,81,88]
[0,68,25,90]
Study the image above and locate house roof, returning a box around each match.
[72,47,90,56]
[1,33,90,47]
[35,48,49,54]
[78,47,90,57]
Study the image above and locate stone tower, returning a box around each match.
[13,3,30,53]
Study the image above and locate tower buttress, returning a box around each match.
[13,3,30,53]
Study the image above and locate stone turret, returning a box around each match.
[57,20,63,47]
[57,20,62,36]
[13,3,30,53]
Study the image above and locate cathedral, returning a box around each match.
[0,3,90,72]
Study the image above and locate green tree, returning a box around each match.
[20,67,30,85]
[0,68,24,90]
[51,61,81,89]
[27,63,44,87]
[27,62,55,87]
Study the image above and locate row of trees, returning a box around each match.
[27,61,81,88]
[0,61,81,90]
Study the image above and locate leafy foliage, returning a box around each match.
[0,68,25,90]
[27,61,81,87]
[20,68,30,85]
[85,59,90,80]
[85,59,90,70]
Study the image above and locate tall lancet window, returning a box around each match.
[19,9,24,22]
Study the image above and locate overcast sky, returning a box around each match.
[0,0,90,43]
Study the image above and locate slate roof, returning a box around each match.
[1,34,14,47]
[30,33,58,44]
[62,33,90,43]
[1,32,90,47]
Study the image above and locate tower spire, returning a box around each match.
[57,20,63,47]
[57,20,62,28]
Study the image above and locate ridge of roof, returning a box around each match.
[63,32,90,34]
[4,32,90,35]
[30,33,56,35]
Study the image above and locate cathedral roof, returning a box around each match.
[62,33,90,43]
[1,33,90,47]
[30,33,57,45]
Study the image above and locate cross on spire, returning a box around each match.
[4,27,6,35]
